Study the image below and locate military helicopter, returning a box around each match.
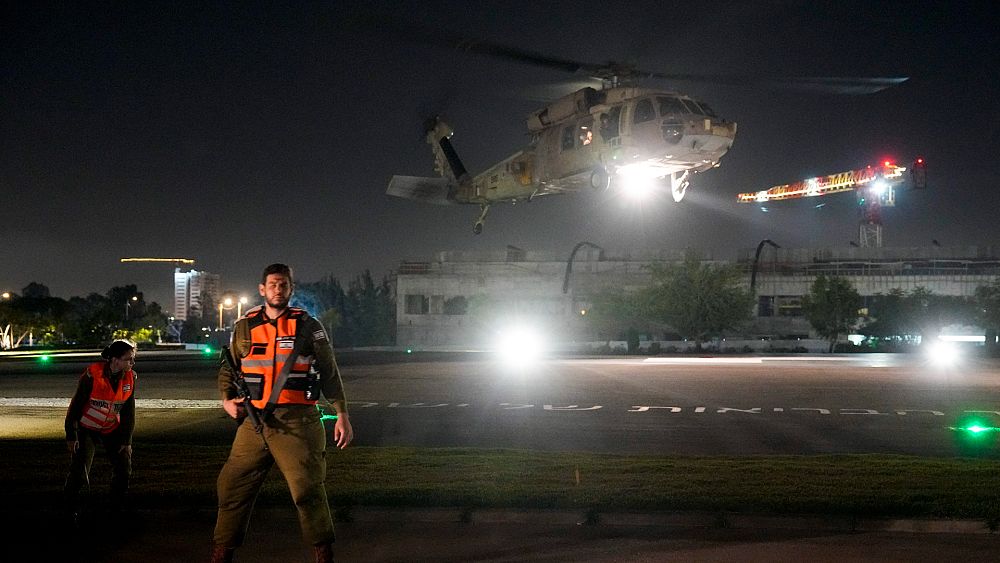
[385,32,907,234]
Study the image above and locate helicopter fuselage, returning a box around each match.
[457,87,736,204]
[387,86,737,233]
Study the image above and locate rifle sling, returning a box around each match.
[264,327,309,412]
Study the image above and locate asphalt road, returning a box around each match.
[2,351,999,457]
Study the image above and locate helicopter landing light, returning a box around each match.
[617,163,663,200]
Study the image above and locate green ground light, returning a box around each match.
[948,417,1000,452]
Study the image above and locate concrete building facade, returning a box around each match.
[394,245,1000,348]
[172,268,221,320]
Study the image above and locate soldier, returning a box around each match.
[211,263,353,563]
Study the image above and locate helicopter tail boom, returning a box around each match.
[426,118,470,184]
[387,175,457,205]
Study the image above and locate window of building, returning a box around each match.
[430,295,444,315]
[404,294,429,315]
[633,98,655,123]
[443,296,468,315]
[776,296,803,317]
[758,296,774,317]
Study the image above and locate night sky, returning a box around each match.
[3,1,998,310]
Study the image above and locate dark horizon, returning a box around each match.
[4,1,998,310]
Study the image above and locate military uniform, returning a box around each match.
[213,305,347,549]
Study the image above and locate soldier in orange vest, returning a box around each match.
[211,263,353,563]
[64,339,137,522]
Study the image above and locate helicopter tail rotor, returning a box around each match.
[425,117,469,185]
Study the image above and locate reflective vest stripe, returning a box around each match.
[241,307,317,409]
[78,363,135,433]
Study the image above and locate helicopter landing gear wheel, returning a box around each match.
[670,170,690,202]
[589,167,611,191]
[472,203,490,235]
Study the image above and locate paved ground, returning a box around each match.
[13,506,1000,562]
[6,351,1000,560]
[4,351,1000,456]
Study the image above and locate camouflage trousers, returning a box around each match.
[213,405,334,547]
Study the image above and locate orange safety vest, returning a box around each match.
[239,306,318,409]
[78,362,135,433]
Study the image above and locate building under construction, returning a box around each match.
[392,244,1000,348]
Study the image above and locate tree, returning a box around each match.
[801,275,861,352]
[295,271,395,347]
[63,293,117,346]
[586,286,644,348]
[22,282,51,299]
[863,287,978,347]
[344,271,395,347]
[6,283,67,345]
[975,279,1000,352]
[296,275,350,343]
[638,255,753,350]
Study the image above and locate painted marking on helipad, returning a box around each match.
[0,398,219,409]
[642,358,764,364]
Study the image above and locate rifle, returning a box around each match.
[221,346,265,437]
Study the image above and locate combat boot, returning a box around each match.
[314,542,334,563]
[210,544,234,563]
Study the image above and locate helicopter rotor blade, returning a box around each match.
[635,72,909,95]
[365,15,908,95]
[370,17,590,75]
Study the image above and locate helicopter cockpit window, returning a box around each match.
[695,101,717,117]
[680,99,703,115]
[561,125,576,150]
[657,97,689,116]
[633,98,655,123]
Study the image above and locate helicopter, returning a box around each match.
[385,31,907,234]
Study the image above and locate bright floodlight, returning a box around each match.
[871,180,887,196]
[616,163,661,200]
[927,339,960,367]
[495,324,546,366]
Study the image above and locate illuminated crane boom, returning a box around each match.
[121,258,195,265]
[737,159,926,248]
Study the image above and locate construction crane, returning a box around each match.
[737,158,927,248]
[120,258,195,265]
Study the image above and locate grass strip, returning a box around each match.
[3,439,999,520]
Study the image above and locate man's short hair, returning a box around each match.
[261,263,294,285]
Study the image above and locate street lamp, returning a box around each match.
[1,292,10,300]
[238,296,248,318]
[125,295,138,320]
[219,296,234,330]
[563,241,604,294]
[750,239,781,294]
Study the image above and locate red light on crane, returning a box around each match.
[911,156,927,189]
[883,160,892,167]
